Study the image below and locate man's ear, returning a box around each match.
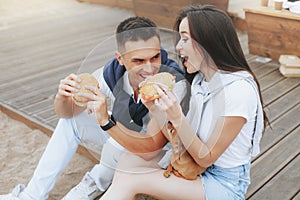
[115,51,124,66]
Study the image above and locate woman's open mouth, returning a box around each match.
[180,55,189,67]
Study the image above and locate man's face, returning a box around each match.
[117,36,161,90]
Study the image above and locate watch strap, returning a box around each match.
[100,115,116,131]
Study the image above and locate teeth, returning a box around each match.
[142,75,152,79]
[180,55,188,64]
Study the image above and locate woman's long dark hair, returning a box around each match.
[174,5,269,129]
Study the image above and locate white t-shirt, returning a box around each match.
[198,72,258,168]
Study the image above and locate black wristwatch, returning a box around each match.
[100,115,116,131]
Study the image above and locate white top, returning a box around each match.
[196,71,259,168]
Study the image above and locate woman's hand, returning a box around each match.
[141,97,168,133]
[141,97,165,118]
[151,84,183,128]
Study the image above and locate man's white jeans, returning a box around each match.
[23,111,125,200]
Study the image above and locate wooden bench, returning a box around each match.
[78,0,134,10]
[244,7,300,60]
[132,0,229,29]
[76,0,231,30]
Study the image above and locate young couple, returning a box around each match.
[1,5,268,200]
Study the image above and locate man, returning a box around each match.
[0,17,187,200]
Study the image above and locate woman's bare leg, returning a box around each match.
[100,153,205,200]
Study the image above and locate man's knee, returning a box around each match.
[100,141,124,169]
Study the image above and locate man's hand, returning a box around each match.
[54,73,83,118]
[57,73,81,99]
[84,85,109,126]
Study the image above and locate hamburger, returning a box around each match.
[139,72,175,101]
[73,73,99,107]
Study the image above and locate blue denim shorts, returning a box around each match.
[200,162,251,200]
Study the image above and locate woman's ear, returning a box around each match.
[115,51,124,66]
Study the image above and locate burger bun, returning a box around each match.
[73,73,99,107]
[139,72,175,101]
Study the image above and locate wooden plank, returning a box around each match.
[0,35,105,69]
[247,27,299,49]
[0,63,76,91]
[141,0,231,11]
[0,23,113,56]
[244,7,300,20]
[1,48,116,95]
[1,51,115,106]
[259,70,285,91]
[34,106,57,121]
[192,0,229,11]
[1,41,110,68]
[261,78,300,105]
[48,117,60,129]
[265,86,300,123]
[78,0,134,10]
[0,10,124,84]
[229,13,248,31]
[0,18,115,62]
[19,99,57,127]
[132,0,182,29]
[248,55,269,71]
[133,0,190,8]
[249,42,299,61]
[253,61,279,79]
[248,153,300,200]
[246,126,300,198]
[132,0,228,29]
[43,115,59,125]
[0,36,108,84]
[2,83,58,108]
[1,51,104,92]
[246,54,257,60]
[258,104,300,157]
[245,10,300,36]
[20,98,55,115]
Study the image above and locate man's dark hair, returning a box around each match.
[116,17,160,52]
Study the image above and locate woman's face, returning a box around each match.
[176,17,202,74]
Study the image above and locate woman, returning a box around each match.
[100,5,268,200]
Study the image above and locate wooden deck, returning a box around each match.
[0,0,299,199]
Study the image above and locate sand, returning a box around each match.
[0,110,95,199]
